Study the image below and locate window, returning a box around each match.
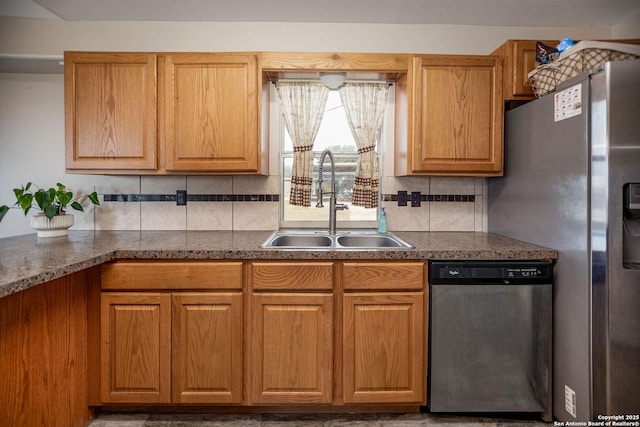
[280,90,383,228]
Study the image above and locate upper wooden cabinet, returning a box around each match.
[395,55,503,177]
[492,39,640,101]
[65,51,267,175]
[491,39,558,100]
[65,52,158,171]
[160,53,262,172]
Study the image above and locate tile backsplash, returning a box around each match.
[381,176,485,232]
[85,175,485,232]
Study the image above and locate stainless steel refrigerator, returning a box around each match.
[488,60,640,421]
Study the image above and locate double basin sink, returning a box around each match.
[261,230,414,250]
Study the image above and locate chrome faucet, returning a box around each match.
[316,149,348,235]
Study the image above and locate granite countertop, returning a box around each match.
[0,230,557,299]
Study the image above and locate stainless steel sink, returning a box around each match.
[267,234,333,248]
[336,234,406,248]
[261,230,414,250]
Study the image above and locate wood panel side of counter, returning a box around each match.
[0,269,96,427]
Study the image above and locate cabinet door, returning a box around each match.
[161,53,260,172]
[511,40,554,98]
[250,293,333,404]
[397,55,503,176]
[492,40,558,100]
[172,293,243,403]
[343,292,425,404]
[100,292,171,403]
[65,52,157,171]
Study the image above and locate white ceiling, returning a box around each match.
[1,0,639,27]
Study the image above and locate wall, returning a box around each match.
[1,16,636,238]
[0,16,613,55]
[612,12,640,38]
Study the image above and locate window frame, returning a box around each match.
[276,86,389,230]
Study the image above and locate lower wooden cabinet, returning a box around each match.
[250,293,333,404]
[100,292,171,403]
[98,260,426,407]
[172,293,243,404]
[343,292,425,403]
[248,261,335,404]
[0,269,96,427]
[341,262,426,404]
[100,291,243,404]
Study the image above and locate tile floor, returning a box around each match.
[88,412,551,426]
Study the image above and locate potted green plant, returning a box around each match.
[0,182,100,237]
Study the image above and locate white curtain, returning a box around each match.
[276,82,329,206]
[339,82,389,208]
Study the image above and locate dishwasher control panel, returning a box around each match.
[429,261,553,285]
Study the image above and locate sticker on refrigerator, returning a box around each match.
[554,84,582,122]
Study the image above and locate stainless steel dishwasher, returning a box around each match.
[428,260,553,418]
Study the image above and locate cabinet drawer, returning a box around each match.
[102,261,243,290]
[343,262,425,290]
[250,262,334,291]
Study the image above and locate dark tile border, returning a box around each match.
[383,193,475,203]
[103,193,472,204]
[103,194,280,202]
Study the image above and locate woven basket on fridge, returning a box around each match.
[528,41,640,97]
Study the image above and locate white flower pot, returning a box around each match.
[30,213,74,237]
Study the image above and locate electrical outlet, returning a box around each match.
[411,191,421,207]
[176,190,187,206]
[397,191,407,206]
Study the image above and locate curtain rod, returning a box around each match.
[270,78,394,86]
